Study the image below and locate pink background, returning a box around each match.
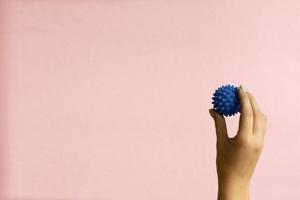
[1,1,300,199]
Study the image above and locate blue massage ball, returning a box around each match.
[212,84,241,117]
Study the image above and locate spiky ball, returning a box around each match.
[212,84,241,117]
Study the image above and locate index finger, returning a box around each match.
[247,92,267,137]
[237,85,254,136]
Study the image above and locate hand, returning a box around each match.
[209,85,268,200]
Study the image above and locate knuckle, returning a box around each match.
[244,110,253,118]
[235,129,265,153]
[238,136,251,147]
[261,113,268,122]
[252,142,264,152]
[249,138,264,151]
[237,136,264,152]
[258,113,268,125]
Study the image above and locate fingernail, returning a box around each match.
[209,109,215,118]
[239,85,247,92]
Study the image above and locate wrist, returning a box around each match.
[218,178,250,200]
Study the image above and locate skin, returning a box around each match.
[209,85,268,200]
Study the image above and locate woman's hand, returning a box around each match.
[209,85,268,200]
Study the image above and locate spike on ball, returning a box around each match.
[212,84,241,117]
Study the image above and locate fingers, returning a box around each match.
[209,109,228,143]
[247,92,267,139]
[237,85,253,136]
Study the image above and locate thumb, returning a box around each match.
[209,109,228,142]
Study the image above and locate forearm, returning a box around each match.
[218,179,250,200]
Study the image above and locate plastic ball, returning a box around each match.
[212,84,241,117]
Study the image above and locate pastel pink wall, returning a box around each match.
[1,1,300,199]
